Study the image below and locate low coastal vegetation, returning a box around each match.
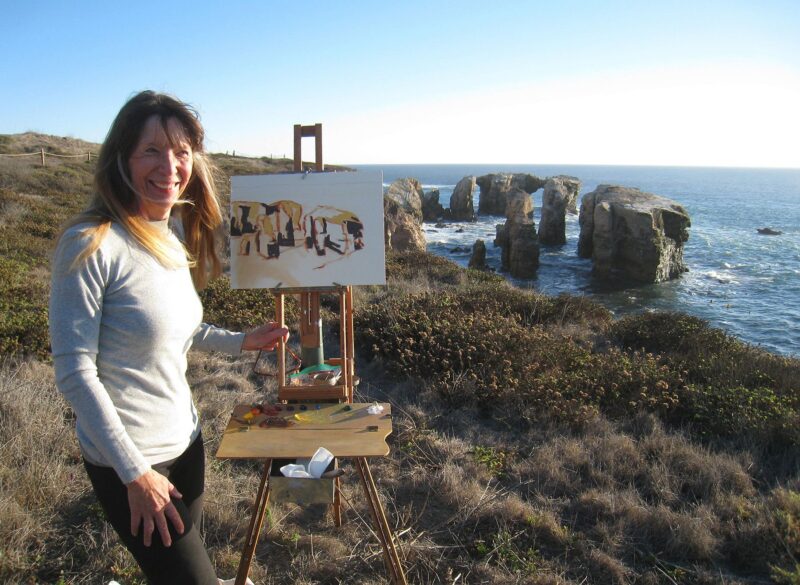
[1,134,798,584]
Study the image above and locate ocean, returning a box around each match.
[353,164,800,358]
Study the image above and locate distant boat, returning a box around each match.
[757,227,782,235]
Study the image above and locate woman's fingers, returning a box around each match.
[130,509,142,537]
[164,501,185,539]
[143,515,155,547]
[132,502,182,548]
[242,322,290,351]
[154,510,172,548]
[127,470,184,547]
[261,325,288,347]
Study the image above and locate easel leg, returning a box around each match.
[355,458,407,585]
[235,459,273,585]
[333,473,343,527]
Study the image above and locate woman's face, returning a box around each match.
[128,115,193,221]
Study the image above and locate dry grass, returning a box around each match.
[2,334,798,584]
[1,133,799,584]
[0,132,100,156]
[0,359,110,583]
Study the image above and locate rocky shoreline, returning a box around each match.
[384,172,691,284]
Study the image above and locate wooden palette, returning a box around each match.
[215,402,393,459]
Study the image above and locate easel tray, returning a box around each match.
[216,402,393,459]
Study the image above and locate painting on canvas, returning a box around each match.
[230,171,385,289]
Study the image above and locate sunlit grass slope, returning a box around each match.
[1,133,798,584]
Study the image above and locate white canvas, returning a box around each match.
[230,171,385,289]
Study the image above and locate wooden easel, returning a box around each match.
[226,125,407,585]
[274,286,355,402]
[273,285,353,530]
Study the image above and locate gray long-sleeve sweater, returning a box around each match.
[49,220,245,484]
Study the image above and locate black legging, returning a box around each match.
[83,434,218,585]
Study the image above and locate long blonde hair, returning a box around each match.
[60,90,222,289]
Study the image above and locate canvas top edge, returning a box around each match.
[230,169,383,187]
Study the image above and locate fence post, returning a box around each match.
[40,148,45,167]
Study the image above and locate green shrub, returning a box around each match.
[683,384,799,444]
[609,311,734,355]
[199,275,296,331]
[475,529,541,574]
[610,311,800,442]
[472,445,512,478]
[0,258,50,359]
[357,288,800,444]
[386,249,506,287]
[355,289,680,427]
[448,284,612,327]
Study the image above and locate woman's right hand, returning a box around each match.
[126,469,184,547]
[241,322,290,352]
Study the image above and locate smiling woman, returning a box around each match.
[48,90,286,585]
[66,91,224,287]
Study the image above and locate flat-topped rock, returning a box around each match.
[476,173,546,216]
[578,185,690,283]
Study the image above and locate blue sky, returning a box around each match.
[2,1,799,166]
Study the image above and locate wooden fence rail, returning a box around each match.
[0,148,93,166]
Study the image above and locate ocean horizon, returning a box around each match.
[354,163,800,358]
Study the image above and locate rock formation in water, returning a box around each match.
[385,178,424,223]
[384,195,425,253]
[468,239,487,270]
[578,185,691,283]
[494,188,539,278]
[449,176,477,221]
[504,186,534,220]
[476,173,546,216]
[421,189,445,222]
[539,176,582,245]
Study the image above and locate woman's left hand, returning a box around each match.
[242,322,290,351]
